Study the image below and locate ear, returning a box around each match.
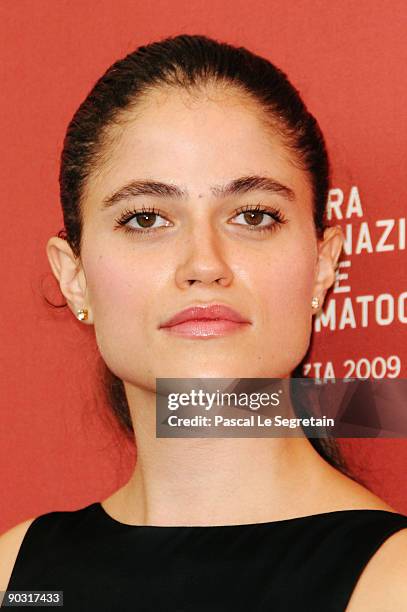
[46,236,93,324]
[312,225,344,312]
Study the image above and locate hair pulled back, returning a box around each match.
[56,34,351,478]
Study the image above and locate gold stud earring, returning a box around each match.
[77,308,89,321]
[311,296,320,310]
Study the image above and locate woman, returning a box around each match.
[1,34,406,611]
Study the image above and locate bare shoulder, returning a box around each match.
[324,468,407,609]
[0,517,37,591]
[316,460,407,609]
[346,526,407,611]
[320,460,398,513]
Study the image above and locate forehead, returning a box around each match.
[83,85,312,206]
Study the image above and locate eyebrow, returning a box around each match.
[101,175,296,209]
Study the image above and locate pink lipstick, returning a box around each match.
[159,304,251,338]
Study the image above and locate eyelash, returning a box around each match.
[113,203,288,236]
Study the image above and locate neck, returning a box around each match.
[106,380,337,526]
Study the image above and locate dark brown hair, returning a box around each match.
[55,33,354,479]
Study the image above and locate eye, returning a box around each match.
[114,206,171,234]
[230,204,287,232]
[114,202,287,237]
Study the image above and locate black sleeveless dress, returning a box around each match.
[3,502,407,611]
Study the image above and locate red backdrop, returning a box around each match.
[1,0,406,532]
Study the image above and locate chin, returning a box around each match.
[158,363,271,380]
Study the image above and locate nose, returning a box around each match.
[174,222,233,289]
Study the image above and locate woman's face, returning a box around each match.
[77,86,330,387]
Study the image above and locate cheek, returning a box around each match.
[82,248,160,375]
[258,250,314,312]
[252,228,316,308]
[248,232,317,368]
[86,254,153,316]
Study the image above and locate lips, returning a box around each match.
[160,304,250,328]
